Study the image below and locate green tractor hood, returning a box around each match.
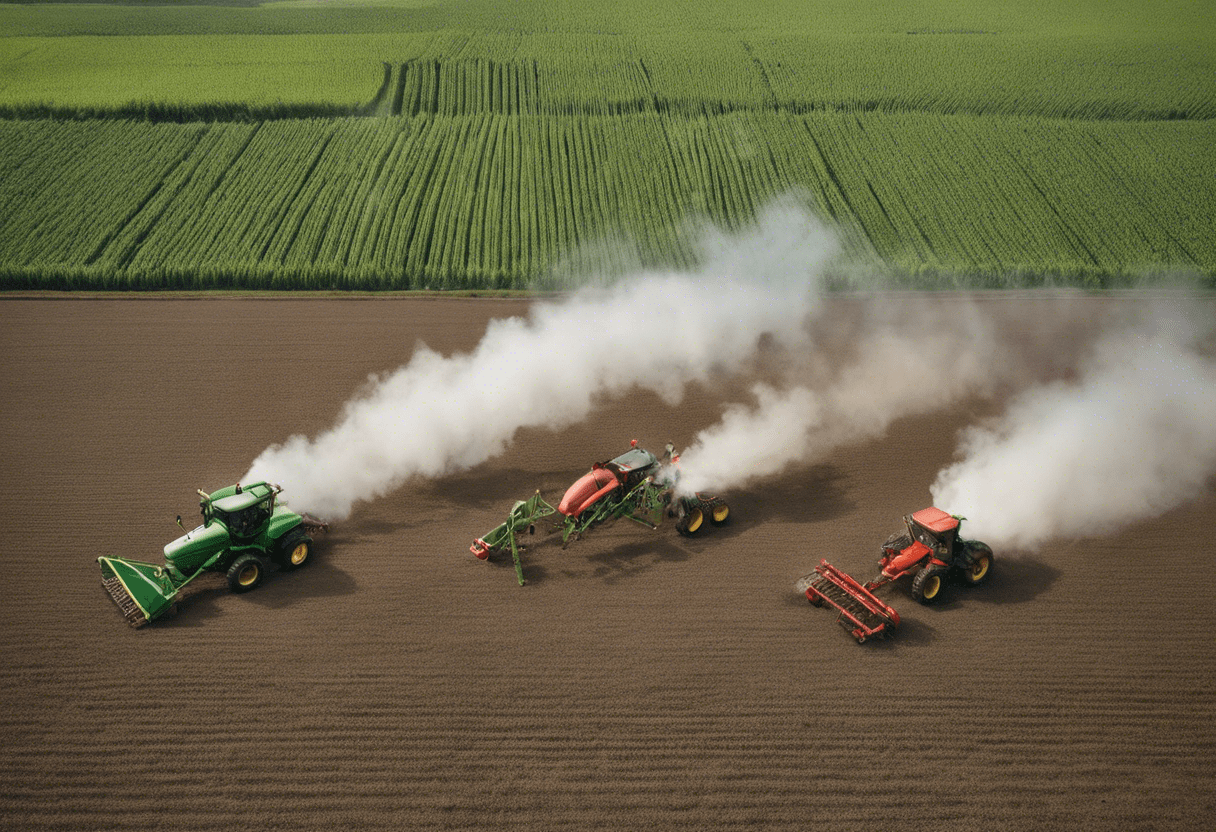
[164,522,230,574]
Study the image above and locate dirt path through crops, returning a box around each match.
[1,295,1213,831]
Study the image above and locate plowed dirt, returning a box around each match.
[1,295,1213,831]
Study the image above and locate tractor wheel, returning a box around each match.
[963,544,992,583]
[710,501,730,526]
[962,550,993,586]
[275,534,313,571]
[911,565,946,605]
[227,555,265,594]
[676,505,704,536]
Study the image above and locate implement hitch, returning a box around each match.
[470,492,556,586]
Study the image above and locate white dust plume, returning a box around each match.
[931,305,1216,549]
[674,298,1010,495]
[243,202,839,519]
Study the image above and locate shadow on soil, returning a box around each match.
[423,467,573,512]
[157,542,356,628]
[969,556,1060,605]
[478,528,695,587]
[333,516,425,540]
[869,617,939,649]
[734,464,854,525]
[581,538,692,585]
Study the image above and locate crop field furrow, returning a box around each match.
[440,115,495,279]
[360,123,428,271]
[804,118,901,260]
[1000,139,1103,269]
[442,116,494,282]
[123,124,257,274]
[273,130,357,267]
[405,117,470,281]
[698,119,742,228]
[385,119,442,278]
[470,118,497,276]
[252,126,340,264]
[1088,123,1211,267]
[97,124,218,271]
[19,123,201,271]
[158,122,273,266]
[286,120,393,267]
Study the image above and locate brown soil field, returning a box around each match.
[2,295,1214,831]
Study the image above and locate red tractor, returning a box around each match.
[471,440,729,585]
[800,507,994,642]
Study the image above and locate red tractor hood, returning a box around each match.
[887,540,933,574]
[558,467,621,518]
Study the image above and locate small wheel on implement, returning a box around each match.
[676,505,704,536]
[806,588,824,607]
[227,555,266,593]
[275,533,313,571]
[962,553,993,586]
[911,565,946,605]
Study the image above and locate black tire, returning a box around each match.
[962,547,993,586]
[708,499,730,526]
[275,533,313,571]
[911,565,947,605]
[676,503,705,536]
[227,554,265,593]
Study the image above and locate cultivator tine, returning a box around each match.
[97,556,179,627]
[101,575,150,628]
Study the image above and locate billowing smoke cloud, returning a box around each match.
[244,202,839,519]
[931,305,1216,549]
[674,298,1011,494]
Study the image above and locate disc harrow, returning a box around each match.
[802,559,900,643]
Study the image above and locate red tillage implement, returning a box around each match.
[804,560,900,643]
[800,507,994,643]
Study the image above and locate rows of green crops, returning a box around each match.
[1,113,1211,290]
[3,31,1213,122]
[1,0,1212,288]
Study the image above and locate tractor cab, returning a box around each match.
[906,506,959,559]
[605,447,659,486]
[212,490,275,541]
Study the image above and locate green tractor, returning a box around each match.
[98,482,328,627]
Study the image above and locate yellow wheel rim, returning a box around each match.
[290,542,309,566]
[686,509,703,533]
[238,564,260,586]
[924,574,941,599]
[969,556,989,582]
[712,504,729,523]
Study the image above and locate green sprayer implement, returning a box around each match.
[98,482,328,627]
[471,441,729,585]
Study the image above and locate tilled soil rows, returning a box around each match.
[1,296,1213,831]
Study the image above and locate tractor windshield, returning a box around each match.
[907,517,956,555]
[908,518,943,549]
[213,494,274,540]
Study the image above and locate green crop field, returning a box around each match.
[0,0,1213,289]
